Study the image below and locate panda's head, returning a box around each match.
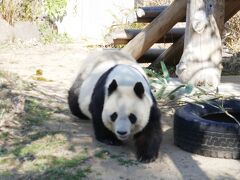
[102,79,153,141]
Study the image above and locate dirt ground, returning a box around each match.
[0,44,239,180]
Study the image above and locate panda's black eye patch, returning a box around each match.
[129,113,137,124]
[110,112,118,122]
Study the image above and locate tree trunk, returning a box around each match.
[176,0,225,89]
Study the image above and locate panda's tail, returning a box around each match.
[68,88,89,120]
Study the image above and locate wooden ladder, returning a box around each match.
[111,0,240,70]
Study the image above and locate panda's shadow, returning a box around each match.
[69,113,207,178]
[158,116,209,179]
[70,117,136,159]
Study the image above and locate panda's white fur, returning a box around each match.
[102,65,153,140]
[68,50,162,163]
[78,50,146,118]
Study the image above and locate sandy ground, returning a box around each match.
[0,44,240,180]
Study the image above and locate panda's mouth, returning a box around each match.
[117,134,129,141]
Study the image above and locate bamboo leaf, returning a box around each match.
[185,84,194,94]
[160,61,170,82]
[166,85,185,98]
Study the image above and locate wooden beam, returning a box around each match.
[225,0,240,21]
[113,28,185,45]
[104,48,165,63]
[128,0,239,23]
[121,0,187,60]
[138,48,165,63]
[149,36,184,69]
[149,0,240,70]
[136,6,186,23]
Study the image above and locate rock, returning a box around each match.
[0,17,14,43]
[13,21,40,42]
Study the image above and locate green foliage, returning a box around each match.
[160,61,170,82]
[44,0,67,21]
[0,0,42,24]
[145,61,194,100]
[0,0,16,24]
[38,21,71,44]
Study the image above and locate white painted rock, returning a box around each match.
[13,21,40,42]
[0,17,14,43]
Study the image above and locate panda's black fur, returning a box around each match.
[68,73,90,120]
[68,52,162,163]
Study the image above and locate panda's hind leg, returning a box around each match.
[68,87,89,120]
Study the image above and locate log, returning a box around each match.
[225,0,240,21]
[104,48,165,63]
[127,1,239,23]
[176,0,225,89]
[113,28,185,45]
[121,0,187,60]
[149,0,239,70]
[136,6,186,23]
[138,48,165,63]
[149,36,184,69]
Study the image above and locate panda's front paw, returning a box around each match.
[137,153,158,163]
[97,138,122,146]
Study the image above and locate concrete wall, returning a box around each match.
[57,0,134,44]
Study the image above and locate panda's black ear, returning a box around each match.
[108,79,118,96]
[134,82,144,99]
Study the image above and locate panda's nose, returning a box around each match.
[117,131,127,135]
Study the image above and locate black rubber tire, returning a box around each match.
[174,99,240,159]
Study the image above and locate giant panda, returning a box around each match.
[68,50,162,163]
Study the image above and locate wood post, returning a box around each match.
[121,0,187,60]
[149,0,240,70]
[176,0,225,89]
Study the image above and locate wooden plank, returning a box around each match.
[121,0,187,60]
[113,28,185,45]
[136,6,186,23]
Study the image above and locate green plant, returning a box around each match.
[0,0,42,24]
[0,0,16,25]
[44,0,67,21]
[38,21,71,44]
[145,61,171,99]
